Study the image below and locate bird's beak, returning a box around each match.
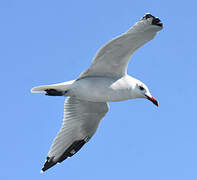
[145,95,159,107]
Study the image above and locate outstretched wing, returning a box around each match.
[41,97,109,172]
[78,13,163,80]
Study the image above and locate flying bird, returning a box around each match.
[31,13,163,172]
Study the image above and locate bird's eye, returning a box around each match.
[139,86,145,91]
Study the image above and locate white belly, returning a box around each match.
[69,76,133,102]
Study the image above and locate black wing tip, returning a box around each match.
[41,156,57,172]
[143,13,154,19]
[41,138,88,172]
[142,13,163,28]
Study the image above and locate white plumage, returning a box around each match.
[48,97,108,162]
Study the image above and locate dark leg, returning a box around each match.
[45,89,67,96]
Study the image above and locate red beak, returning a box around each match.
[145,95,159,107]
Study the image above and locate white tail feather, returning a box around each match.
[31,80,74,93]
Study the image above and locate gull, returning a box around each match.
[31,13,163,172]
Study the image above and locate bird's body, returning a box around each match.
[31,13,163,172]
[69,76,139,102]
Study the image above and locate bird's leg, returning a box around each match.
[45,89,67,96]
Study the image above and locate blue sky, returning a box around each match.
[1,0,197,179]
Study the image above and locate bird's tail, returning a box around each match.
[31,80,74,96]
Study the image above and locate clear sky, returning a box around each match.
[1,0,197,179]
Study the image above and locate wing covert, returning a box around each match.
[78,13,163,80]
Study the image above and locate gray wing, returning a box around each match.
[78,13,163,80]
[41,97,109,172]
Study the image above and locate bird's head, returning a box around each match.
[132,80,158,107]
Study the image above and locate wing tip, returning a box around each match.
[40,170,44,174]
[41,156,57,172]
[41,139,88,172]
